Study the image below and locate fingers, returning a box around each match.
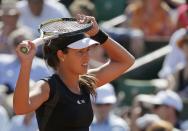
[15,40,37,64]
[76,14,99,36]
[28,41,36,51]
[16,40,36,54]
[76,14,85,23]
[76,14,95,24]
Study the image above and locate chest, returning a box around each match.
[40,80,94,130]
[51,87,93,126]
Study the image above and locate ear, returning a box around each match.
[56,50,65,61]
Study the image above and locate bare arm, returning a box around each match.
[13,41,50,115]
[82,15,135,87]
[89,37,135,87]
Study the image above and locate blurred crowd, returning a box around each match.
[0,0,188,131]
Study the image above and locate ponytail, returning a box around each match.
[79,74,97,97]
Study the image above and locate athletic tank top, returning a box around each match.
[36,74,94,131]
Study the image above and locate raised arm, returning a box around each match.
[89,37,135,87]
[83,15,135,87]
[13,41,50,115]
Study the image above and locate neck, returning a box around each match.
[57,67,81,94]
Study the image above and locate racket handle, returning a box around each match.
[20,38,45,54]
[20,36,57,54]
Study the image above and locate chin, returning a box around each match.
[77,66,88,75]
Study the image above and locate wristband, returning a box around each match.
[90,30,108,44]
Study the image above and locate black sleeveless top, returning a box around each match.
[36,74,94,131]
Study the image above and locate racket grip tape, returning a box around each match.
[20,38,45,54]
[20,47,29,54]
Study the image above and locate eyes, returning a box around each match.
[77,48,90,56]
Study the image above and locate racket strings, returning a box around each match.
[41,21,91,34]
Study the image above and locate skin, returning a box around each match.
[13,14,135,115]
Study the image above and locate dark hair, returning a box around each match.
[43,34,85,70]
[43,34,97,97]
[79,74,97,97]
[43,38,68,71]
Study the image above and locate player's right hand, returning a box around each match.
[16,41,36,64]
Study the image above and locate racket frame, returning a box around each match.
[20,17,93,54]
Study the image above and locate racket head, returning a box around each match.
[38,18,93,37]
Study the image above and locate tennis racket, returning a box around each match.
[20,18,93,54]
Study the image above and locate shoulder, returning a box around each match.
[35,78,51,91]
[34,74,60,103]
[39,74,59,93]
[31,80,51,101]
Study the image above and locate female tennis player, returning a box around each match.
[13,14,135,131]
